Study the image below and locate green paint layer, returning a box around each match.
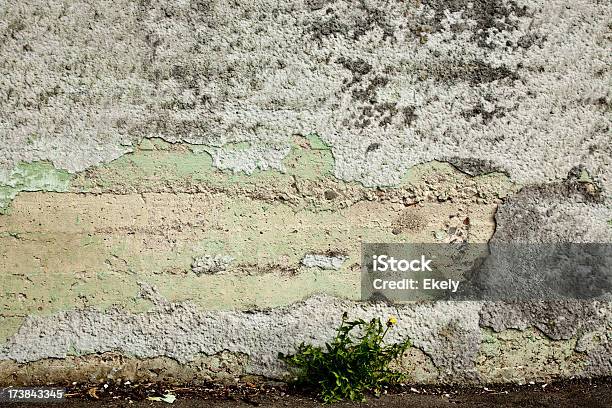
[0,162,72,213]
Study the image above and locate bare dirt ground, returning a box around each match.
[4,379,611,408]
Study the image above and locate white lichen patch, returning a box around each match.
[205,145,291,174]
[191,255,235,276]
[301,254,347,270]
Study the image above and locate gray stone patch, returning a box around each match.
[465,184,612,298]
[304,0,331,12]
[491,177,611,244]
[477,174,612,375]
[336,56,372,78]
[301,254,347,270]
[448,170,611,302]
[480,299,612,377]
[479,299,612,377]
[191,255,235,276]
[480,300,610,340]
[575,327,612,377]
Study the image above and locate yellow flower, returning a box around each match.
[387,316,398,326]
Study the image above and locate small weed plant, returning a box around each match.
[279,314,411,403]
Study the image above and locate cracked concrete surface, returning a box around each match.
[1,172,610,384]
[0,0,611,387]
[1,293,610,384]
[0,295,483,382]
[1,0,611,190]
[0,167,502,313]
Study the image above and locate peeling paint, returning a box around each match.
[0,190,499,314]
[1,294,609,385]
[1,0,610,191]
[0,162,71,213]
[0,295,483,383]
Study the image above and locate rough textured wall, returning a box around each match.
[0,0,611,385]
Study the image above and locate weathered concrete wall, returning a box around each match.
[0,0,611,385]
